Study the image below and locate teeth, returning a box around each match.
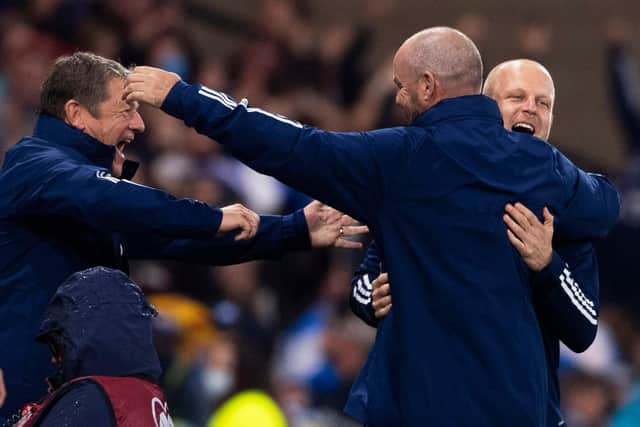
[512,123,534,134]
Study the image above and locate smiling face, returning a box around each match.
[484,60,555,141]
[75,78,145,176]
[83,78,145,147]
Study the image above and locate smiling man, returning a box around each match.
[0,52,364,420]
[484,59,555,139]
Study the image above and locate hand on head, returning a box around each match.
[124,66,181,107]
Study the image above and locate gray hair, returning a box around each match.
[404,27,483,94]
[40,52,129,119]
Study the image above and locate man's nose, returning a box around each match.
[130,111,146,133]
[523,96,537,113]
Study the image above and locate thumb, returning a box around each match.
[543,207,554,227]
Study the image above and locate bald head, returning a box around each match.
[392,27,483,123]
[484,59,555,101]
[400,27,483,94]
[483,59,555,140]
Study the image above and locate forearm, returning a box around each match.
[29,163,222,238]
[533,246,599,352]
[161,81,384,224]
[126,210,310,264]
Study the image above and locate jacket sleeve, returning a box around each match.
[532,242,599,353]
[350,241,383,328]
[18,156,221,238]
[552,148,620,241]
[125,210,311,264]
[161,81,407,225]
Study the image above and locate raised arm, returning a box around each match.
[125,68,412,225]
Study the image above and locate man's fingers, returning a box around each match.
[125,73,149,83]
[372,295,392,311]
[0,368,5,407]
[373,283,391,298]
[334,239,363,249]
[507,229,527,253]
[503,214,527,239]
[125,90,146,103]
[326,209,342,223]
[543,207,554,226]
[375,303,392,318]
[124,81,147,93]
[220,204,259,241]
[340,215,361,226]
[242,211,259,240]
[514,202,540,225]
[372,273,389,289]
[505,204,530,229]
[341,225,369,236]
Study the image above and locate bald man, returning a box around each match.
[350,59,599,426]
[125,28,619,426]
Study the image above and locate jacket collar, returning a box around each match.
[33,114,117,171]
[412,95,503,128]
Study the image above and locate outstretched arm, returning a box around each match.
[127,202,368,264]
[125,67,412,226]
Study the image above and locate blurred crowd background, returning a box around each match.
[2,0,640,426]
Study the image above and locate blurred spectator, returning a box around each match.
[150,294,218,426]
[562,372,617,427]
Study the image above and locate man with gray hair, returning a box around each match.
[126,27,619,425]
[0,52,363,420]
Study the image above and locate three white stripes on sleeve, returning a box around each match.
[558,266,597,325]
[198,86,303,128]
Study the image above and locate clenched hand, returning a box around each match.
[371,273,392,318]
[219,203,260,241]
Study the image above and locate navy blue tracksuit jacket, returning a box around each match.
[0,115,311,419]
[348,240,599,426]
[162,82,620,426]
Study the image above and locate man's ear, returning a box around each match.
[422,70,436,104]
[63,100,87,130]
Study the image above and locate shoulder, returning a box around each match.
[38,381,114,427]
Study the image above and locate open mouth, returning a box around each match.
[116,139,131,153]
[511,122,535,135]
